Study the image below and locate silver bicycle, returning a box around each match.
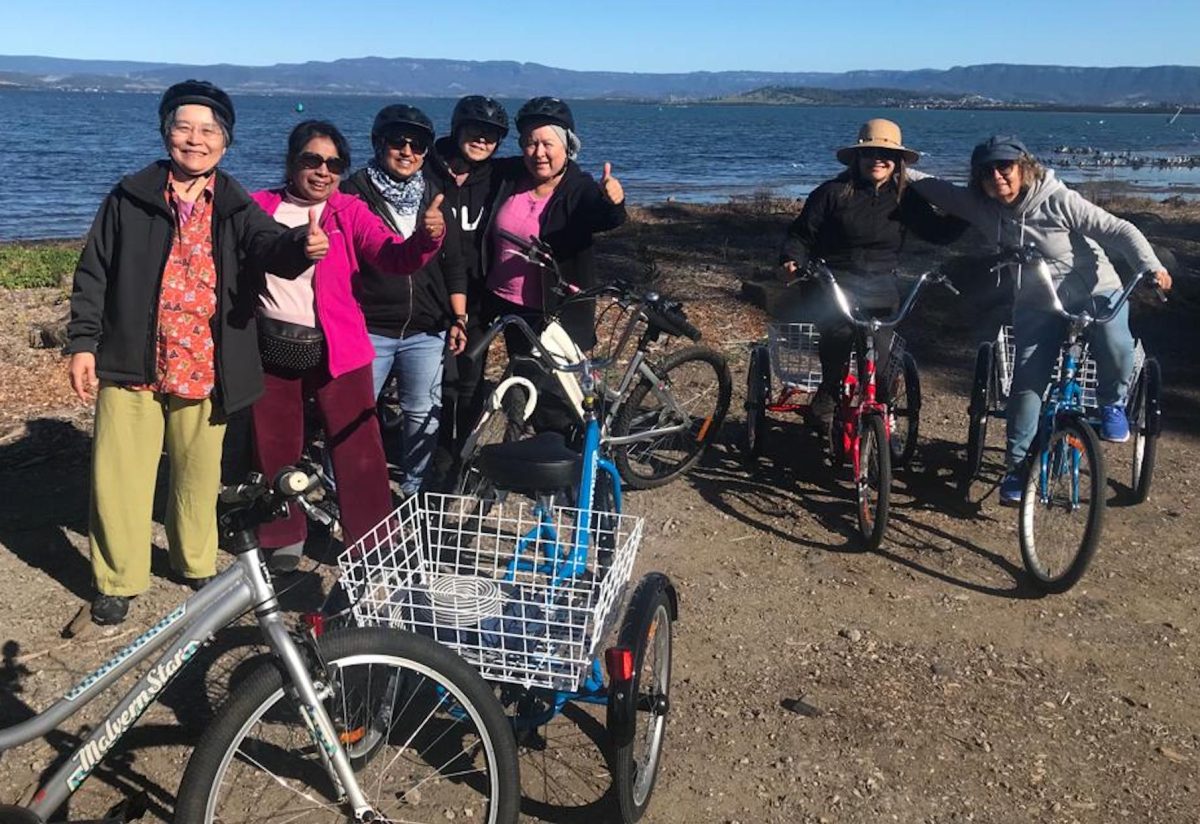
[0,469,518,824]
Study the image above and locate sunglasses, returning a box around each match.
[296,152,348,175]
[858,148,901,162]
[386,135,430,155]
[979,160,1018,176]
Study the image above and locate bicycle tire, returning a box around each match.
[1018,418,1105,593]
[609,574,674,823]
[377,373,403,433]
[888,351,921,468]
[611,346,732,490]
[963,342,996,491]
[1129,357,1161,504]
[855,414,891,551]
[175,627,520,824]
[743,344,771,464]
[454,380,531,503]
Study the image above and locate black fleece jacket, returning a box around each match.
[66,160,311,414]
[483,158,627,347]
[341,167,467,338]
[780,176,965,307]
[427,137,500,318]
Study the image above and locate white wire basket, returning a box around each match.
[996,326,1144,409]
[337,493,644,692]
[765,322,908,392]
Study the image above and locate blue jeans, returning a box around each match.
[1006,287,1134,469]
[368,331,446,495]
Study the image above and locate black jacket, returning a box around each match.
[341,168,467,338]
[484,158,627,347]
[67,161,310,414]
[780,176,965,307]
[427,137,501,318]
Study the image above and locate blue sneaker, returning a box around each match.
[1100,404,1130,443]
[999,471,1023,507]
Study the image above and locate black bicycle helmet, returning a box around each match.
[515,97,574,134]
[371,104,435,144]
[451,95,510,138]
[158,80,235,141]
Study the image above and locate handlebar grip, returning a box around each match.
[1154,286,1168,303]
[465,323,504,362]
[941,279,962,297]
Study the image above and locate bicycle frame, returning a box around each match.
[0,537,375,820]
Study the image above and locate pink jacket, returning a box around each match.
[252,189,441,377]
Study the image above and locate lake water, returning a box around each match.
[3,89,1199,240]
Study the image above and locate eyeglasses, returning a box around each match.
[858,148,900,162]
[461,124,503,145]
[169,122,224,140]
[979,160,1018,177]
[296,152,348,175]
[386,135,430,155]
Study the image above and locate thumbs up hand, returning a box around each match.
[305,207,329,260]
[422,193,446,240]
[599,162,624,205]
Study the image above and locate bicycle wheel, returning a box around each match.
[175,627,520,824]
[609,574,674,823]
[855,414,891,551]
[612,346,732,490]
[743,344,771,464]
[1018,418,1105,593]
[963,342,996,491]
[887,351,921,468]
[1128,357,1161,504]
[377,373,403,433]
[455,380,531,501]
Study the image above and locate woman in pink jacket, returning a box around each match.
[250,120,444,570]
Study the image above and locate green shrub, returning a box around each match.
[0,242,81,289]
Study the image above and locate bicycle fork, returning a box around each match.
[254,580,377,819]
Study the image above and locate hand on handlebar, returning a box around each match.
[778,260,799,281]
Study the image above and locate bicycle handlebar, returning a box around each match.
[219,467,313,506]
[800,260,958,331]
[990,244,1165,325]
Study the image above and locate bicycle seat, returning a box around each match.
[476,432,582,495]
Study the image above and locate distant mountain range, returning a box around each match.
[2,55,1199,106]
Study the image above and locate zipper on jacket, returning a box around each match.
[146,222,174,381]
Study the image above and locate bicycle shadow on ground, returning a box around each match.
[686,422,866,552]
[516,702,626,823]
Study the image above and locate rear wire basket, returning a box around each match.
[337,493,643,692]
[996,326,1144,409]
[765,322,908,393]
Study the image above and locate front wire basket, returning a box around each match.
[337,493,644,692]
[765,322,908,393]
[996,326,1144,408]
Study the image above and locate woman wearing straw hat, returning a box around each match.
[779,118,965,433]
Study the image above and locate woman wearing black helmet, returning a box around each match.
[341,103,467,499]
[484,96,626,353]
[65,80,324,625]
[428,95,510,454]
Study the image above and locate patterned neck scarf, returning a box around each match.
[367,159,425,216]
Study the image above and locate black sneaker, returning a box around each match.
[91,594,130,626]
[187,576,214,591]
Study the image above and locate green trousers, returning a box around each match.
[90,385,226,596]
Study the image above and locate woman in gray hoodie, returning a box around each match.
[907,135,1172,505]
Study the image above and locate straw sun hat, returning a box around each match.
[836,118,920,165]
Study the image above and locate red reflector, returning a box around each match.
[302,612,325,637]
[605,647,634,682]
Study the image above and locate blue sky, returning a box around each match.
[4,0,1198,73]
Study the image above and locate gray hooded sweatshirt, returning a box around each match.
[907,168,1162,310]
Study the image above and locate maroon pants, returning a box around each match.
[252,363,392,549]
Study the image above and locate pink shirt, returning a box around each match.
[488,188,552,307]
[260,194,323,327]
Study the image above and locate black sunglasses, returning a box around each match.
[858,148,901,161]
[296,152,348,175]
[386,135,430,155]
[978,159,1018,176]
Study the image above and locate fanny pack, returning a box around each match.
[257,316,326,372]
